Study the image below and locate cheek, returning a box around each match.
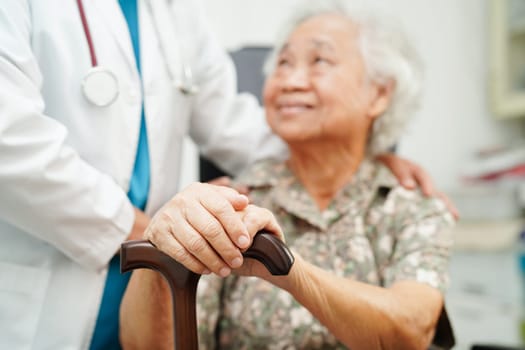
[262,78,277,108]
[263,91,276,129]
[262,79,280,129]
[316,64,368,102]
[320,78,368,115]
[315,80,371,135]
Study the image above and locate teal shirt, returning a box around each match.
[89,1,150,349]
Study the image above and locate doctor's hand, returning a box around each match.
[376,153,459,219]
[144,182,281,277]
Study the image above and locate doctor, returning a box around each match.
[0,0,452,349]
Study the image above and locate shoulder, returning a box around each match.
[366,163,455,292]
[368,162,456,232]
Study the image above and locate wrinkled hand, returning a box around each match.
[232,204,285,280]
[376,153,459,219]
[144,182,282,278]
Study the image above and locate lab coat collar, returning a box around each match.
[91,0,137,76]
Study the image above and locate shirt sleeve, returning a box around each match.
[373,188,455,293]
[182,0,287,176]
[0,1,134,271]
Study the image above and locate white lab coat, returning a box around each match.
[0,0,285,349]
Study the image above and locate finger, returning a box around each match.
[411,165,435,197]
[144,217,210,275]
[184,201,244,269]
[393,165,417,190]
[377,154,416,190]
[175,213,234,277]
[436,192,460,220]
[199,186,251,249]
[242,205,285,244]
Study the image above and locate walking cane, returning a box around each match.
[120,231,294,350]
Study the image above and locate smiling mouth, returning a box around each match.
[277,103,314,115]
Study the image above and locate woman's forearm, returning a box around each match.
[120,254,442,350]
[268,254,443,350]
[120,270,174,350]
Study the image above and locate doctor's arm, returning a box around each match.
[0,1,136,270]
[184,1,286,176]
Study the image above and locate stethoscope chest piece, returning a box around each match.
[82,66,119,107]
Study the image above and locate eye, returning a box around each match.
[277,57,291,67]
[313,56,331,65]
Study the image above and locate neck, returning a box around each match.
[287,139,366,210]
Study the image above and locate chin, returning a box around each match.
[277,129,313,144]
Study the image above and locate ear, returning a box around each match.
[367,80,395,120]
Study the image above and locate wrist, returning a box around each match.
[267,252,308,293]
[128,207,150,240]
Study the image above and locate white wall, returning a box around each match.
[196,0,525,191]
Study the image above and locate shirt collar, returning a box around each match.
[237,159,399,231]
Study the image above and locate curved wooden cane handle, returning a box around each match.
[120,231,294,350]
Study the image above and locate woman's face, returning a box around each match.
[263,14,388,145]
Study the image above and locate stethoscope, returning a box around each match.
[76,0,199,107]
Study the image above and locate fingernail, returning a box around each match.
[403,179,416,187]
[231,257,242,268]
[202,269,211,275]
[219,267,231,277]
[239,194,249,202]
[237,235,250,247]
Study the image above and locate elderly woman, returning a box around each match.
[120,2,455,349]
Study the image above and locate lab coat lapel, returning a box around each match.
[91,0,137,74]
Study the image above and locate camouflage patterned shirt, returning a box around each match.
[196,159,455,350]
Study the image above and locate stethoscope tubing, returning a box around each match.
[75,0,198,105]
[76,0,98,67]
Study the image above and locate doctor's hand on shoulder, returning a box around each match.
[375,153,459,219]
[144,182,283,277]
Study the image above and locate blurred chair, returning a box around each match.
[199,46,272,182]
[229,46,270,105]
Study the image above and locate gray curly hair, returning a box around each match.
[263,0,424,155]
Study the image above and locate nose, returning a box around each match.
[280,64,310,91]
